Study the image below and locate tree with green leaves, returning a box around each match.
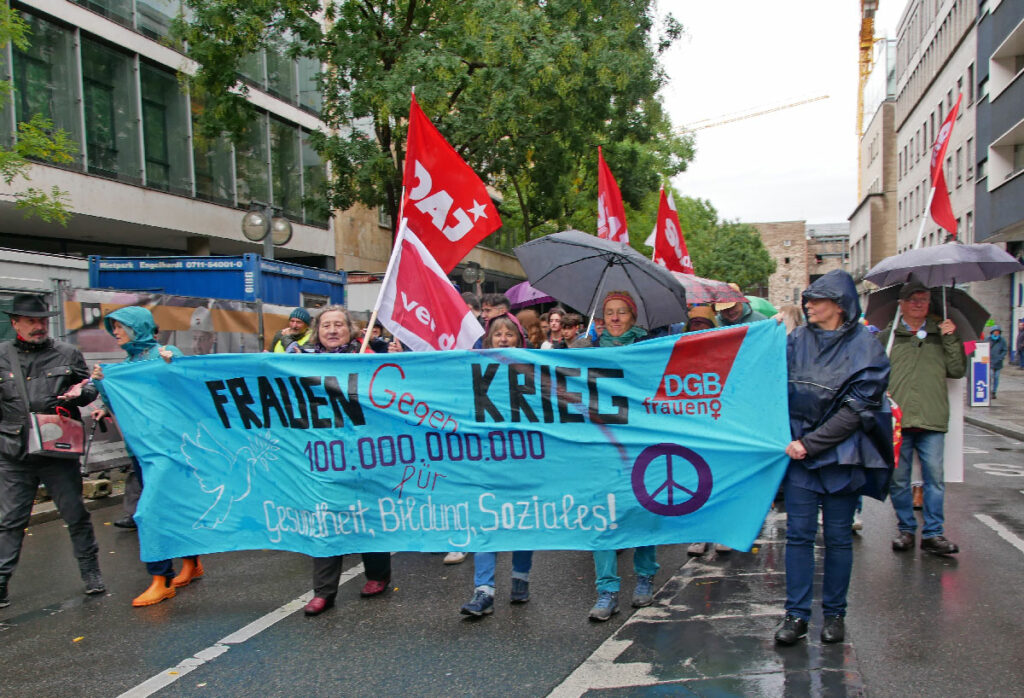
[0,6,75,225]
[179,0,692,244]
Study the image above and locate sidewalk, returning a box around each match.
[962,361,1024,440]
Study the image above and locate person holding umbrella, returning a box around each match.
[588,291,659,621]
[882,280,965,556]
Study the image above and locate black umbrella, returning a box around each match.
[864,242,1024,288]
[865,284,989,343]
[513,230,688,330]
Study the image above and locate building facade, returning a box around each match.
[0,0,523,292]
[754,221,850,309]
[974,0,1024,328]
[850,39,899,298]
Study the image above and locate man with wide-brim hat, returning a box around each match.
[0,294,105,608]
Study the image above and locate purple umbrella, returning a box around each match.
[506,280,555,309]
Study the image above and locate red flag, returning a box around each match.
[653,188,694,274]
[597,146,629,244]
[402,95,501,272]
[929,94,962,236]
[377,221,484,352]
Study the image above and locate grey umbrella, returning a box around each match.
[864,242,1024,288]
[513,229,688,330]
[865,284,989,343]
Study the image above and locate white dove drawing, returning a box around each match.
[181,425,280,529]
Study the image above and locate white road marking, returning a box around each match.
[116,563,366,698]
[971,463,1024,477]
[975,514,1024,555]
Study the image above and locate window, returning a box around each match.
[967,63,974,103]
[192,124,233,206]
[10,14,82,167]
[235,112,269,205]
[783,240,791,247]
[269,116,301,219]
[784,257,790,265]
[81,38,142,183]
[300,130,328,227]
[967,137,974,180]
[956,147,962,187]
[266,43,297,103]
[297,56,322,114]
[140,62,190,194]
[966,211,973,243]
[137,0,182,40]
[239,52,266,89]
[71,0,132,28]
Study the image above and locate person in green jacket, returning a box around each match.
[880,280,966,556]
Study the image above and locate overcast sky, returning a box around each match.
[658,2,907,225]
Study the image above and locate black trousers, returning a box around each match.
[0,455,99,580]
[312,552,391,598]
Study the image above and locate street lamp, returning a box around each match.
[241,202,293,260]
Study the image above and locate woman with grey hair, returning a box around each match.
[290,305,394,616]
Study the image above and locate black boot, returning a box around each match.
[113,515,137,529]
[821,615,845,643]
[774,614,808,645]
[0,576,9,608]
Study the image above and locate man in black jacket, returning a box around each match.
[0,295,104,608]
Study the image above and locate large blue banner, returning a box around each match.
[99,321,790,561]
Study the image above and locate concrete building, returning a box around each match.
[892,0,1009,326]
[974,0,1024,328]
[753,221,849,309]
[0,0,522,293]
[850,39,899,298]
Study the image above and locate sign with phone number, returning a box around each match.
[99,321,790,561]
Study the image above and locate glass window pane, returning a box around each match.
[136,0,181,41]
[270,116,301,219]
[266,48,296,104]
[238,52,265,89]
[81,38,141,183]
[71,0,133,28]
[192,103,233,206]
[10,13,82,167]
[140,62,190,195]
[235,111,268,205]
[301,130,328,227]
[1,39,15,149]
[297,55,321,114]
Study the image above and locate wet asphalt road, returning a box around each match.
[2,423,1023,697]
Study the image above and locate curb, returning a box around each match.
[29,493,124,527]
[964,415,1024,442]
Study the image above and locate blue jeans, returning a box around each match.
[891,430,946,538]
[473,551,533,589]
[992,368,1001,396]
[593,547,658,593]
[783,479,859,620]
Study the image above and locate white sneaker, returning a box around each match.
[852,512,863,531]
[443,551,468,564]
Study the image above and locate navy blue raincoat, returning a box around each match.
[787,270,893,499]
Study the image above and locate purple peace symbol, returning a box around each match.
[631,443,713,516]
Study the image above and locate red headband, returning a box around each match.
[603,291,637,318]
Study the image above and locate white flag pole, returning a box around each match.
[360,215,409,353]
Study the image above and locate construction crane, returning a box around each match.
[680,95,830,132]
[857,0,879,199]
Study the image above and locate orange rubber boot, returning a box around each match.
[132,576,175,607]
[172,558,204,588]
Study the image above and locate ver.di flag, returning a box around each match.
[653,188,694,274]
[402,95,502,272]
[929,93,962,236]
[377,219,484,352]
[597,146,629,244]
